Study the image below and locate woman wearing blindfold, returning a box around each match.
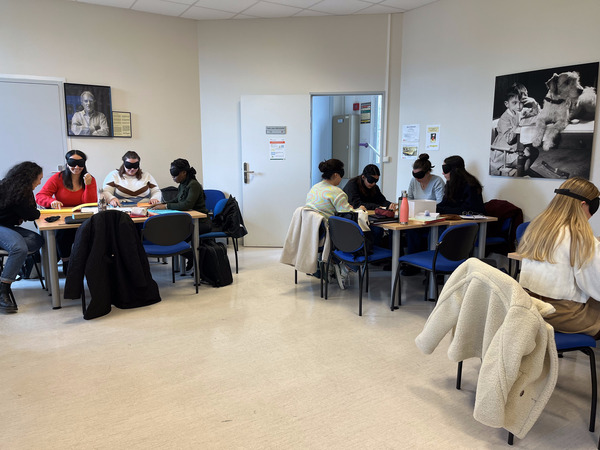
[102,151,162,207]
[407,154,445,203]
[518,177,600,337]
[436,155,485,215]
[343,164,397,211]
[36,150,97,273]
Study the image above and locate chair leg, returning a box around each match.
[581,347,597,432]
[508,432,514,445]
[193,249,199,294]
[32,259,45,290]
[171,257,176,283]
[456,361,463,390]
[365,263,369,293]
[324,259,331,300]
[358,266,364,316]
[232,238,239,274]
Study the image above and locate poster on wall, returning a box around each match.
[361,102,371,124]
[425,125,440,151]
[401,124,419,159]
[64,83,112,137]
[269,137,286,160]
[489,62,598,179]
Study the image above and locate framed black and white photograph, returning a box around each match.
[489,62,598,179]
[64,83,112,137]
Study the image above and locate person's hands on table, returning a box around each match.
[51,200,63,209]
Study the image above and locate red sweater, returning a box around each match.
[36,172,97,208]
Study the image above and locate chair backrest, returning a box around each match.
[515,221,530,244]
[213,198,228,216]
[204,189,226,212]
[160,186,179,203]
[328,216,364,254]
[437,223,479,261]
[142,213,193,246]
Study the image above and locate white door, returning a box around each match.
[241,95,311,247]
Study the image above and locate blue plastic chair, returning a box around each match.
[324,216,392,316]
[204,189,226,215]
[392,222,479,308]
[199,198,239,273]
[142,212,198,293]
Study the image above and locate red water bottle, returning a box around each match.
[399,190,409,225]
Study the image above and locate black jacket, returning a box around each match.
[342,177,390,210]
[212,196,248,238]
[64,210,161,319]
[437,184,485,215]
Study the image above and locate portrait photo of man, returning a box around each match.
[65,83,112,137]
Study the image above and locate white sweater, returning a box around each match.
[415,258,558,439]
[520,227,600,303]
[102,170,161,203]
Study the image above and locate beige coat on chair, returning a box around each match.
[280,207,330,275]
[415,258,558,439]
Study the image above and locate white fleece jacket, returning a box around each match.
[415,258,558,439]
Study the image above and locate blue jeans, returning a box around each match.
[0,226,44,283]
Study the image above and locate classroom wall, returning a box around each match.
[197,14,402,203]
[0,0,202,190]
[397,0,600,231]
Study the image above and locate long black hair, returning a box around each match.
[349,164,380,197]
[0,161,42,209]
[443,155,482,203]
[62,149,88,190]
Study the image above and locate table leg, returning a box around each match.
[192,218,200,287]
[41,232,51,294]
[45,230,61,309]
[476,222,487,259]
[390,229,401,293]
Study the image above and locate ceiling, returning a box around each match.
[71,0,438,21]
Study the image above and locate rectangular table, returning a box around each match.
[35,210,206,309]
[373,216,498,299]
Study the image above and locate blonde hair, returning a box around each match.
[517,177,599,268]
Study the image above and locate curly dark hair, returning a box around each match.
[0,161,42,209]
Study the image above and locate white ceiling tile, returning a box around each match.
[76,0,136,8]
[268,0,321,8]
[131,0,190,16]
[381,0,438,10]
[243,2,302,17]
[192,0,257,13]
[355,4,404,14]
[309,0,370,15]
[294,9,331,17]
[181,6,236,19]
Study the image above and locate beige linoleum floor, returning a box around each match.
[1,247,598,449]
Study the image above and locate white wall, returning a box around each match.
[0,0,202,191]
[397,0,600,231]
[197,14,402,203]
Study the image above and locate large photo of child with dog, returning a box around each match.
[490,62,598,179]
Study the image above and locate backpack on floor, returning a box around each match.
[198,240,233,287]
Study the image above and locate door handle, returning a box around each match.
[243,162,254,184]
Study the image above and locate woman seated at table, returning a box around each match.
[402,154,446,275]
[102,151,161,206]
[343,164,397,211]
[306,159,366,289]
[407,153,445,203]
[437,155,485,215]
[0,161,45,313]
[518,177,600,338]
[35,150,97,274]
[152,158,211,233]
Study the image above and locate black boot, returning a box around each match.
[0,282,17,313]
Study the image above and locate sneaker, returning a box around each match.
[334,264,346,290]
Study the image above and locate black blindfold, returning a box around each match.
[554,189,600,216]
